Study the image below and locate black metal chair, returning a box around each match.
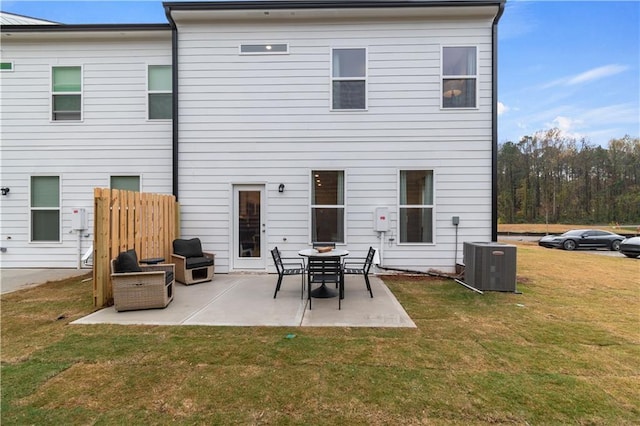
[307,256,344,309]
[271,247,305,299]
[343,246,375,298]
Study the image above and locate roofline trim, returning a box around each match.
[164,0,506,12]
[1,23,171,33]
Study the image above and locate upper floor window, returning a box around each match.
[240,43,288,54]
[31,176,60,242]
[331,48,366,110]
[311,170,345,243]
[399,170,434,243]
[52,66,81,121]
[148,65,172,120]
[442,46,477,109]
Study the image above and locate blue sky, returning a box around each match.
[2,0,639,146]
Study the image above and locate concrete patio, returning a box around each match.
[72,273,416,328]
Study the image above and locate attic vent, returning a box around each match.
[1,62,14,72]
[240,44,288,55]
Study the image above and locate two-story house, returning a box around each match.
[0,0,505,273]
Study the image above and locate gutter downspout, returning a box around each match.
[491,1,506,242]
[165,6,179,201]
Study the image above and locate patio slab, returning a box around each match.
[72,273,416,328]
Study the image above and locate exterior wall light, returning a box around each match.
[278,183,285,193]
[1,187,9,196]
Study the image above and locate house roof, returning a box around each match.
[0,11,59,25]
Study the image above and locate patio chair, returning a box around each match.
[171,238,215,285]
[110,249,174,312]
[271,247,305,299]
[343,246,375,298]
[307,256,344,310]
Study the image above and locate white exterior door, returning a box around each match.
[233,185,265,270]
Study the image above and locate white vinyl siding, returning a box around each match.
[240,43,288,54]
[174,15,495,272]
[0,31,172,267]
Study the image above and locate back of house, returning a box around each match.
[0,1,505,273]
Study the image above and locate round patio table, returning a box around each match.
[298,248,349,298]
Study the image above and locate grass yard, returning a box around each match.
[2,242,639,425]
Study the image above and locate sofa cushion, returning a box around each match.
[173,238,203,258]
[185,256,214,269]
[115,249,142,273]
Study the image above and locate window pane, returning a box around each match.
[400,208,433,243]
[400,170,433,205]
[149,93,172,119]
[31,176,59,207]
[312,207,344,243]
[148,65,172,91]
[333,49,365,77]
[443,47,476,76]
[312,171,344,205]
[53,94,81,111]
[111,176,140,192]
[332,80,365,110]
[442,78,475,108]
[32,210,60,241]
[241,44,288,54]
[53,66,81,92]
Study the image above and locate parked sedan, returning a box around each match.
[619,236,640,258]
[538,229,625,251]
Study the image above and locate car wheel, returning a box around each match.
[563,240,577,251]
[611,240,622,251]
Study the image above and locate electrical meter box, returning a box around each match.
[71,208,87,231]
[374,207,389,232]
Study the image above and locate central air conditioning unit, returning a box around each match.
[463,242,517,292]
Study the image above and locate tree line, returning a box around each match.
[497,129,640,225]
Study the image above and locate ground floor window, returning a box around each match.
[399,170,434,243]
[110,175,140,192]
[311,170,344,243]
[30,176,60,242]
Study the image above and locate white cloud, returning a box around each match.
[567,64,628,85]
[545,116,584,140]
[539,64,629,89]
[497,102,509,116]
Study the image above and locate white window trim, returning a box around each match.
[330,47,368,111]
[1,61,14,72]
[29,175,62,243]
[50,65,83,122]
[309,169,347,245]
[147,64,172,121]
[440,45,479,110]
[397,169,436,245]
[239,43,289,55]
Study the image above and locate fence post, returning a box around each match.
[93,188,178,308]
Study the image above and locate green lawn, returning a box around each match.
[2,242,639,425]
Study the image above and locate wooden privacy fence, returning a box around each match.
[93,188,179,308]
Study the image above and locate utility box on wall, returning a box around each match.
[463,242,517,292]
[374,207,389,232]
[71,208,87,231]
